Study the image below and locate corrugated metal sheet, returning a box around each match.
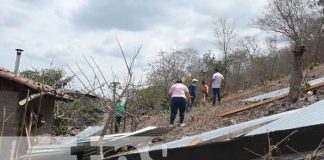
[246,99,324,135]
[20,126,164,159]
[137,109,300,152]
[242,77,324,102]
[111,123,324,160]
[132,100,324,154]
[242,88,289,102]
[18,98,324,159]
[61,126,104,144]
[24,126,123,156]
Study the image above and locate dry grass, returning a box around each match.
[139,64,324,142]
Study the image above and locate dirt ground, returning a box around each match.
[138,64,324,143]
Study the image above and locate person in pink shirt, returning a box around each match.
[168,79,191,127]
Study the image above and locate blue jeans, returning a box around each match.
[170,97,187,124]
[212,88,221,105]
[187,95,195,111]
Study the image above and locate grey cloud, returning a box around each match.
[134,59,146,69]
[15,0,50,9]
[91,46,122,59]
[0,0,53,29]
[73,0,266,32]
[183,38,215,54]
[0,15,25,28]
[0,6,27,28]
[74,0,169,31]
[178,0,267,29]
[0,0,268,84]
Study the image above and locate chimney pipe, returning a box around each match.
[14,49,23,74]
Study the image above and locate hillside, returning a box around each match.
[139,64,324,143]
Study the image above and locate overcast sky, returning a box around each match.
[0,0,267,87]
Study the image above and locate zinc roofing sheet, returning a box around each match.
[246,99,324,135]
[20,126,161,159]
[138,108,300,152]
[135,100,324,154]
[242,77,324,102]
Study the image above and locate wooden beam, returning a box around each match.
[221,93,288,117]
[307,82,324,91]
[221,81,324,117]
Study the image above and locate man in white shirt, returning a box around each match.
[210,68,224,105]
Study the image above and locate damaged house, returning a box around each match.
[0,67,69,136]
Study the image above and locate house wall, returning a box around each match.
[29,96,55,135]
[0,78,56,136]
[0,90,20,136]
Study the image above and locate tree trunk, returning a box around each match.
[223,53,228,93]
[288,45,306,103]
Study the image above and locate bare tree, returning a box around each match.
[226,48,247,90]
[265,36,280,81]
[98,39,141,158]
[303,0,324,65]
[146,50,185,100]
[145,49,203,111]
[255,0,316,102]
[241,36,260,56]
[67,38,141,159]
[213,17,236,92]
[240,35,270,89]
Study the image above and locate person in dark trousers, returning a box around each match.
[188,78,198,112]
[210,68,224,105]
[115,99,125,133]
[168,79,191,127]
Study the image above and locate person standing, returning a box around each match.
[115,99,125,133]
[210,68,224,105]
[200,81,209,106]
[168,79,191,127]
[188,78,198,111]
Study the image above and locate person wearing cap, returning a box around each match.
[188,78,198,111]
[168,79,191,127]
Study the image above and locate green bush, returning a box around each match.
[52,117,69,136]
[161,97,170,111]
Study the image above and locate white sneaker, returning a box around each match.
[179,123,186,127]
[169,124,174,128]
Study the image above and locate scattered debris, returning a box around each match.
[221,77,324,117]
[18,126,170,160]
[241,77,324,103]
[108,99,324,160]
[307,90,314,96]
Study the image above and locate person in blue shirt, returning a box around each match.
[188,79,198,112]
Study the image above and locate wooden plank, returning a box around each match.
[221,93,288,117]
[307,82,324,91]
[221,82,324,117]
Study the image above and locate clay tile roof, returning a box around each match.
[0,67,55,92]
